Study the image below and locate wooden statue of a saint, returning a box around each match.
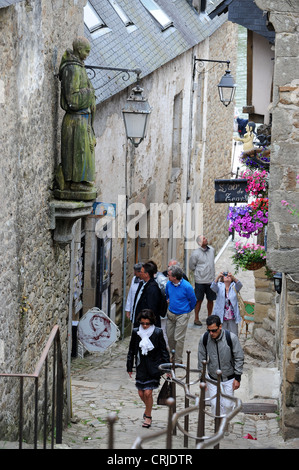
[55,37,97,201]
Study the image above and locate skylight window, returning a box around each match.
[140,0,173,30]
[84,1,106,33]
[108,0,133,27]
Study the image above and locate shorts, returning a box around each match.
[195,283,217,302]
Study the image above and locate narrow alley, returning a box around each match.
[58,237,299,450]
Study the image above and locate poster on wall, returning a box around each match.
[78,307,120,353]
[91,202,116,218]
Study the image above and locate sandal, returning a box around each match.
[142,415,152,428]
[194,320,202,326]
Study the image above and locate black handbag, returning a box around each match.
[157,379,172,405]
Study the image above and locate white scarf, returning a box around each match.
[137,324,155,355]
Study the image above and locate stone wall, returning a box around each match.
[0,0,86,440]
[243,267,277,363]
[255,0,299,439]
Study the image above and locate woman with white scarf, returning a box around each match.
[127,309,170,428]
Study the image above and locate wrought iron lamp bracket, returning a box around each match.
[85,65,142,90]
[193,57,230,79]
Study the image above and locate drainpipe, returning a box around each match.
[184,51,196,275]
[121,215,128,339]
[121,138,130,339]
[67,226,76,420]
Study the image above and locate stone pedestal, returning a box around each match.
[53,188,97,201]
[49,199,94,244]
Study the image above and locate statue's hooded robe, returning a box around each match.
[59,49,96,184]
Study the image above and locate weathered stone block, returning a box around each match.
[254,327,275,353]
[255,291,274,304]
[254,278,272,289]
[287,304,299,326]
[254,303,271,323]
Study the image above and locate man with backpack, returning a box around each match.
[198,315,244,417]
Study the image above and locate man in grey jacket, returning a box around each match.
[189,235,216,326]
[198,315,244,417]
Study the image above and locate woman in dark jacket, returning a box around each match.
[127,309,170,428]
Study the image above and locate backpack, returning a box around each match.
[202,329,233,360]
[159,289,168,318]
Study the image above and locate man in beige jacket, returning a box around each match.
[189,235,216,326]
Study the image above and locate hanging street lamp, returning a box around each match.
[193,58,237,107]
[122,81,151,148]
[85,65,151,147]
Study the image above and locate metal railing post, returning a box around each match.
[34,377,39,449]
[166,398,175,449]
[184,350,191,448]
[55,334,64,445]
[51,340,57,449]
[107,412,118,449]
[171,350,176,436]
[43,357,48,449]
[214,370,222,449]
[0,326,64,449]
[196,382,206,444]
[19,376,24,450]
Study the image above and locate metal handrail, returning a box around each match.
[128,350,242,449]
[0,325,64,449]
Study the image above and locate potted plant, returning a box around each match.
[232,242,267,272]
[240,149,270,171]
[227,198,268,238]
[241,169,269,197]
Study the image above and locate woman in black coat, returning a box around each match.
[127,309,170,428]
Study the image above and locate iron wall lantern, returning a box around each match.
[122,82,151,147]
[273,272,282,294]
[85,65,151,147]
[193,58,237,107]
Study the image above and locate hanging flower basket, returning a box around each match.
[232,242,267,272]
[245,259,266,271]
[227,198,268,238]
[240,149,270,171]
[241,169,269,198]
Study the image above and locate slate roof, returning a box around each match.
[0,0,23,7]
[84,0,229,103]
[0,0,229,105]
[210,0,275,43]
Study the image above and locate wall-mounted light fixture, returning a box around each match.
[85,65,151,147]
[273,272,282,295]
[193,57,237,107]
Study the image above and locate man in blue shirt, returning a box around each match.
[166,265,197,363]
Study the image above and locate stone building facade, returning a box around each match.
[83,17,238,334]
[255,0,299,439]
[0,0,86,439]
[0,0,238,441]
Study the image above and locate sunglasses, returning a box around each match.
[207,328,219,333]
[140,322,151,326]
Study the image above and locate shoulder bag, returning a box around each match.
[157,379,172,405]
